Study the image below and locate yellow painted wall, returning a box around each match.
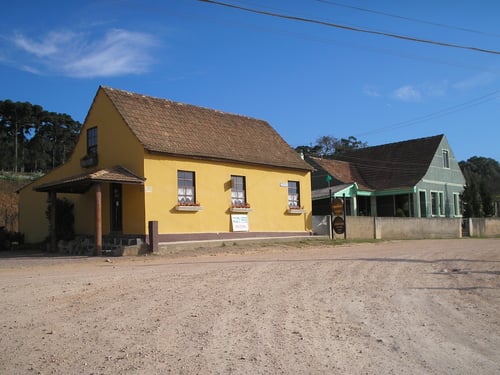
[19,88,146,243]
[19,87,311,243]
[143,154,312,235]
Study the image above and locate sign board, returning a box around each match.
[332,216,345,234]
[332,198,344,216]
[231,214,249,232]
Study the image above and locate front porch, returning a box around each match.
[35,166,145,255]
[312,184,417,218]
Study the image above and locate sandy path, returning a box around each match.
[0,238,499,374]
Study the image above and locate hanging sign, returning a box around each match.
[332,198,344,216]
[332,216,345,234]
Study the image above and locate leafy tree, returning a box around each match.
[295,144,321,158]
[335,136,368,154]
[0,100,82,173]
[295,135,367,157]
[459,156,500,217]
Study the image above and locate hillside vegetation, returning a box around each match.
[0,173,40,232]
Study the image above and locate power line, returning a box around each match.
[355,90,500,137]
[198,0,500,55]
[315,0,500,38]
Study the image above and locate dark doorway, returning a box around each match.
[110,183,122,232]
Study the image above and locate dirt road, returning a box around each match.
[1,238,499,374]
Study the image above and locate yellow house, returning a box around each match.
[19,86,313,253]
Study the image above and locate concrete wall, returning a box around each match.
[374,217,461,240]
[314,216,465,240]
[468,218,500,237]
[345,216,375,239]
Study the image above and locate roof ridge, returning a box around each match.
[99,86,312,171]
[346,134,443,153]
[101,86,266,123]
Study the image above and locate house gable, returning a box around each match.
[419,136,465,188]
[19,86,313,244]
[415,136,465,217]
[334,134,444,191]
[101,86,312,172]
[308,134,465,218]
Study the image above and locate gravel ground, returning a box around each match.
[0,238,499,374]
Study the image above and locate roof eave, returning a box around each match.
[146,149,314,172]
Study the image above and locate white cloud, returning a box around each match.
[14,31,76,58]
[8,29,158,78]
[393,85,422,102]
[453,72,497,91]
[20,65,42,75]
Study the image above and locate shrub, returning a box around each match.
[45,198,75,241]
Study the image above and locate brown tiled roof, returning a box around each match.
[101,87,312,171]
[310,157,372,190]
[309,135,443,191]
[35,166,145,193]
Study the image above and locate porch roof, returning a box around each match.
[312,184,357,200]
[34,166,145,194]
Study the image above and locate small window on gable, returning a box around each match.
[231,175,247,206]
[87,127,98,155]
[442,149,450,169]
[178,171,195,204]
[288,181,300,208]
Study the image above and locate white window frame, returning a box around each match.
[430,191,438,216]
[453,192,462,217]
[430,190,445,216]
[438,191,445,216]
[442,149,450,169]
[177,170,195,204]
[231,175,247,206]
[288,181,300,208]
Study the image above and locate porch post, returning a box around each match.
[95,183,102,256]
[49,191,57,252]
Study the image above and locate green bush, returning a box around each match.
[45,198,75,241]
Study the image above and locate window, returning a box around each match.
[431,191,444,216]
[442,149,450,169]
[87,127,98,155]
[177,171,195,204]
[453,193,462,216]
[288,181,300,208]
[431,192,438,216]
[438,192,444,216]
[419,191,427,217]
[231,175,246,206]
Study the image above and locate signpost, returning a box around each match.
[332,198,344,216]
[331,195,346,239]
[332,216,345,234]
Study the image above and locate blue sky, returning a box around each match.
[1,0,499,162]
